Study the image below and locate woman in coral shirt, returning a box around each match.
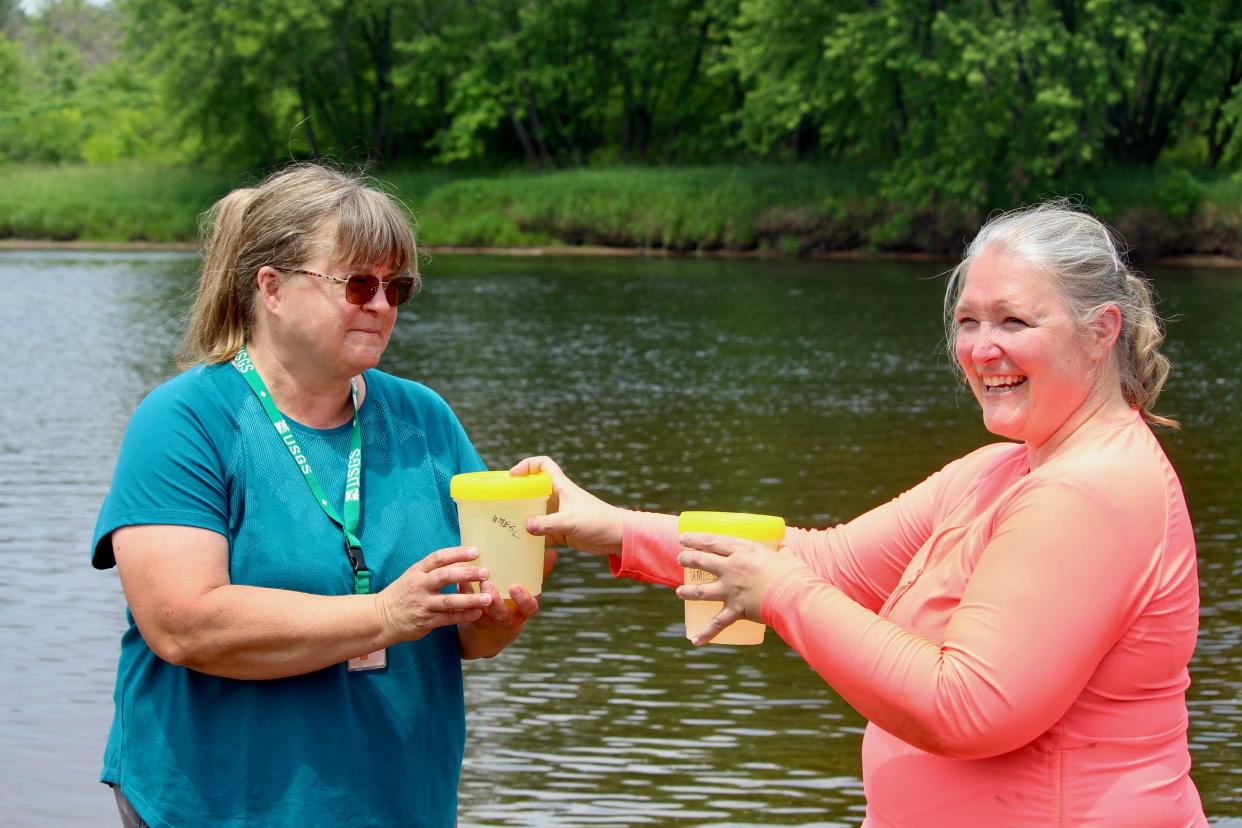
[515,203,1207,827]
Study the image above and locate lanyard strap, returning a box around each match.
[232,347,371,594]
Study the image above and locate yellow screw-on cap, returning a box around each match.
[450,471,552,501]
[677,511,785,541]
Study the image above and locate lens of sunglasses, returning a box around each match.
[386,275,416,305]
[344,274,416,306]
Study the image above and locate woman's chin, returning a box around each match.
[341,344,386,372]
[981,416,1024,442]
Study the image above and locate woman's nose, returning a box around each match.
[361,284,393,311]
[971,325,1001,363]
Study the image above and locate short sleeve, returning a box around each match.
[403,378,485,475]
[448,404,486,474]
[91,381,230,569]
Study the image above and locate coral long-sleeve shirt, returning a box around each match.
[614,411,1207,827]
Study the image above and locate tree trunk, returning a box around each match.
[523,84,554,165]
[1207,51,1242,168]
[891,75,909,154]
[662,15,711,155]
[300,67,351,156]
[361,9,394,162]
[634,104,652,160]
[1052,0,1078,33]
[505,101,539,166]
[619,71,635,161]
[295,76,320,157]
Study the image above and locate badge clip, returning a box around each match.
[347,648,387,672]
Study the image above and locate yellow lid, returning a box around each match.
[677,511,785,541]
[450,471,552,501]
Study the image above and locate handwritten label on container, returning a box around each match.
[685,568,716,584]
[492,514,522,538]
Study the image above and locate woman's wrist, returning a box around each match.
[602,504,625,556]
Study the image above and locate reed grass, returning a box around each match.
[0,164,238,242]
[2,162,1237,259]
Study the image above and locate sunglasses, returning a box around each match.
[283,268,419,306]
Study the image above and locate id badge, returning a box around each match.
[347,648,387,672]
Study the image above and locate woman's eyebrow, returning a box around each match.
[956,298,1025,314]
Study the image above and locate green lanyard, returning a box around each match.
[232,346,371,594]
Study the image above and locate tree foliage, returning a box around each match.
[2,0,1240,214]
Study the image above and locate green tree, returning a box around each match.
[728,0,838,158]
[433,0,738,166]
[1190,0,1242,168]
[120,0,472,165]
[728,0,1241,244]
[6,0,1239,203]
[609,0,739,161]
[0,0,174,165]
[1074,0,1228,165]
[0,35,20,118]
[121,0,300,164]
[0,0,22,37]
[431,0,612,165]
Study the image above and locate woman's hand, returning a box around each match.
[675,533,811,646]
[376,546,494,643]
[457,549,558,659]
[510,456,623,557]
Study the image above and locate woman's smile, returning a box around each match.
[982,374,1027,392]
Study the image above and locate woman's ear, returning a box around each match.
[255,266,284,312]
[1090,304,1123,359]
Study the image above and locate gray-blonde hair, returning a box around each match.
[180,163,418,368]
[944,199,1177,429]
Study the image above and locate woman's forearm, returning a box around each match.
[153,585,391,679]
[117,526,492,680]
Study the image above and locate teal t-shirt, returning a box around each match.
[91,363,486,828]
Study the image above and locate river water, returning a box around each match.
[0,250,1237,825]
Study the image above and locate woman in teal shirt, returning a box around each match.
[91,163,540,827]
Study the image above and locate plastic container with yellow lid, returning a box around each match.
[450,471,552,597]
[679,510,785,645]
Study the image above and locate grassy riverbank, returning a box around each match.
[4,163,1241,260]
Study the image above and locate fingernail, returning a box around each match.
[478,568,490,580]
[480,594,492,605]
[466,547,478,558]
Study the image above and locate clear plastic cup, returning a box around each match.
[450,471,553,598]
[679,510,785,645]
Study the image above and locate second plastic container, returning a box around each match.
[679,510,785,645]
[450,471,553,598]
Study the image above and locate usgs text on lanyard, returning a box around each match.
[232,346,386,671]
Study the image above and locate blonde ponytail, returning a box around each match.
[1120,271,1177,428]
[181,188,258,368]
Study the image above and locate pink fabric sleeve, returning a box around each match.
[761,476,1154,759]
[613,452,978,602]
[612,509,683,587]
[612,482,940,600]
[778,448,1016,609]
[780,475,943,612]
